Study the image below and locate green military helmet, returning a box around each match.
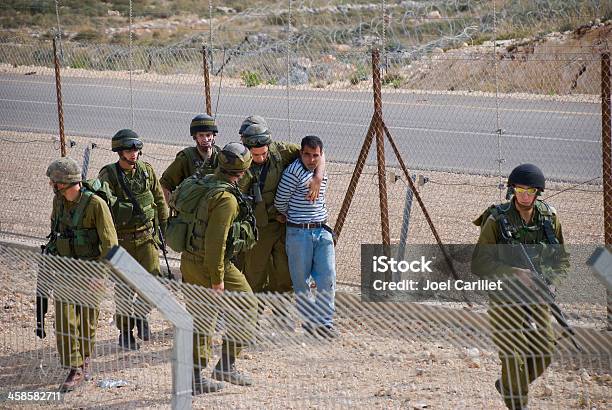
[190,113,218,136]
[241,123,272,148]
[239,115,268,135]
[46,157,82,184]
[218,142,252,172]
[112,129,143,152]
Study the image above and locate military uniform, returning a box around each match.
[160,145,220,193]
[238,141,300,293]
[99,129,169,346]
[50,190,118,369]
[472,198,569,410]
[181,170,257,369]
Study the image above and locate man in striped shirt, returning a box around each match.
[274,135,337,338]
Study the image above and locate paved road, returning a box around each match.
[0,73,602,181]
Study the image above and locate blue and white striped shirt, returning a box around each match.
[274,158,328,224]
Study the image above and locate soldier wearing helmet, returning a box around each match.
[160,113,221,203]
[45,157,118,392]
[472,163,570,410]
[237,115,325,311]
[176,142,258,393]
[98,129,169,350]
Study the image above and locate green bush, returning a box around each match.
[241,70,262,87]
[382,72,403,88]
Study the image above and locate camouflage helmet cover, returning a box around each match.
[218,142,252,172]
[46,157,82,184]
[241,123,272,148]
[112,129,143,152]
[190,114,218,136]
[239,115,268,135]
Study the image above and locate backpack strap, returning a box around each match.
[70,189,94,229]
[535,200,559,245]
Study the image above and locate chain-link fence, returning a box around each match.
[1,242,610,408]
[0,1,611,406]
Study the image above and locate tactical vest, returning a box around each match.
[246,143,283,227]
[477,199,561,272]
[183,146,220,177]
[103,161,156,230]
[49,181,112,260]
[166,174,257,258]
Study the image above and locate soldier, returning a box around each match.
[160,113,221,204]
[175,142,258,394]
[45,157,118,392]
[99,129,169,350]
[237,116,325,306]
[472,164,570,410]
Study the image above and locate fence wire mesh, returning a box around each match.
[1,242,610,408]
[0,1,611,407]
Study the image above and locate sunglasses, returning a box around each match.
[513,186,538,195]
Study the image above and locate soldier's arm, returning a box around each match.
[550,215,570,283]
[274,168,298,216]
[97,166,112,186]
[92,197,119,258]
[159,153,187,196]
[204,193,238,285]
[471,217,516,279]
[147,164,169,222]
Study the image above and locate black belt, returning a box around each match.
[287,221,327,229]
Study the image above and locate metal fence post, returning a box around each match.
[601,51,612,329]
[52,35,66,157]
[397,174,416,260]
[372,49,390,248]
[202,45,212,116]
[104,247,193,409]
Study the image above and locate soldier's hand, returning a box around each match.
[275,214,287,223]
[512,268,545,302]
[306,175,322,203]
[159,219,168,237]
[212,282,225,293]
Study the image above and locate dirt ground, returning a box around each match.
[0,130,610,409]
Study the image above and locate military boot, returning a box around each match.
[495,378,529,410]
[60,367,84,392]
[118,331,139,350]
[82,357,92,381]
[211,354,253,386]
[136,318,151,341]
[192,368,224,395]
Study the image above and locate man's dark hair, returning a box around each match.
[301,135,323,151]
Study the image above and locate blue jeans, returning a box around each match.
[285,226,336,327]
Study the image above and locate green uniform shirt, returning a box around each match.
[99,160,169,233]
[160,145,220,193]
[51,192,118,260]
[238,141,300,226]
[187,171,240,285]
[471,199,570,284]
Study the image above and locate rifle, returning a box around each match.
[157,224,173,280]
[36,236,56,339]
[498,211,582,351]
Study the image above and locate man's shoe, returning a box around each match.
[60,368,84,392]
[303,323,338,340]
[118,332,139,350]
[82,357,92,381]
[136,318,151,341]
[212,360,253,386]
[192,369,224,394]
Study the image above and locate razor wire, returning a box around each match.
[0,242,610,408]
